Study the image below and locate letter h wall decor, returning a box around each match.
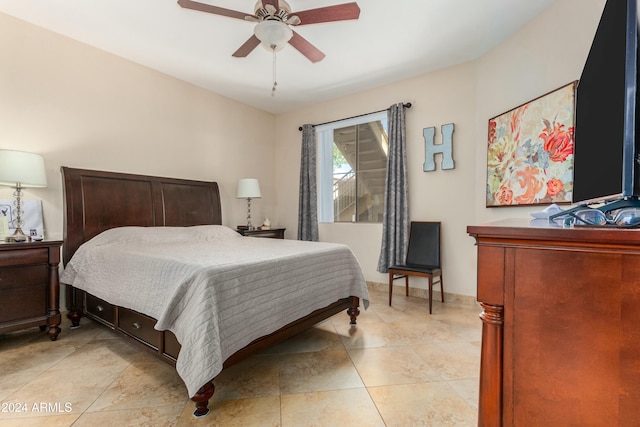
[423,123,455,172]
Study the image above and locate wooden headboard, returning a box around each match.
[61,167,222,264]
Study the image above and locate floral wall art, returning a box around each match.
[486,81,577,206]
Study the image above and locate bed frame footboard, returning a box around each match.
[189,296,361,417]
[68,287,361,418]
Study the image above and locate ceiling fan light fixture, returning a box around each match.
[254,20,293,51]
[253,0,292,15]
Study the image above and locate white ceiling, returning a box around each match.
[0,0,557,114]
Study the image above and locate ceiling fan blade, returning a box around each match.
[232,35,261,58]
[289,31,325,63]
[293,2,360,26]
[177,0,250,21]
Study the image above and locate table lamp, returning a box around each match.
[0,149,47,242]
[237,178,261,230]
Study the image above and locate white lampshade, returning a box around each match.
[237,179,261,199]
[254,20,293,52]
[0,149,48,188]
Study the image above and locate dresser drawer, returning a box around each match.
[85,293,115,327]
[118,308,161,350]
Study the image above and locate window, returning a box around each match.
[317,112,388,223]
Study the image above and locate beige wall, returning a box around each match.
[0,12,276,240]
[473,0,605,223]
[274,63,478,296]
[274,0,605,297]
[1,0,606,300]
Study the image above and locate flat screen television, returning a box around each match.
[572,0,640,208]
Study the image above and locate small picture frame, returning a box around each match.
[0,216,8,241]
[0,199,45,238]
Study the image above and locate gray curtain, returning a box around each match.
[377,103,409,272]
[297,124,319,241]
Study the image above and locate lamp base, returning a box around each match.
[246,197,254,230]
[6,227,28,243]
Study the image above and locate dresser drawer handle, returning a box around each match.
[132,322,141,330]
[96,305,104,312]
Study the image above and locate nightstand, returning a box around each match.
[0,240,63,340]
[236,228,286,239]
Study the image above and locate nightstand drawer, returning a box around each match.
[0,265,47,290]
[251,230,283,239]
[118,308,161,350]
[85,293,115,326]
[0,248,49,267]
[0,284,46,323]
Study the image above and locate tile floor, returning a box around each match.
[0,288,481,426]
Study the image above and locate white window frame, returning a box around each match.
[316,111,388,223]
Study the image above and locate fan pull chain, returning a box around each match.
[271,46,278,96]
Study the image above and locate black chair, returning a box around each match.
[388,221,443,314]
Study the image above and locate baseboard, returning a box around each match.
[366,281,479,308]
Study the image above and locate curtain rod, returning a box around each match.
[298,102,412,131]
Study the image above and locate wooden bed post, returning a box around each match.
[191,381,215,417]
[66,287,83,328]
[347,296,360,325]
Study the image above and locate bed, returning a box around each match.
[59,166,368,417]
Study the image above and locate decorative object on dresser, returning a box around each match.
[237,178,261,230]
[236,227,285,239]
[0,149,48,242]
[60,167,367,418]
[0,240,62,340]
[262,217,272,229]
[468,220,640,426]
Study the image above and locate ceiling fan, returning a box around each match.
[177,0,361,63]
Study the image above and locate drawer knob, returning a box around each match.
[132,322,141,330]
[96,305,104,312]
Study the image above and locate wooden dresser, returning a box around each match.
[468,220,640,426]
[0,240,63,340]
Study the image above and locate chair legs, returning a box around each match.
[428,277,433,314]
[405,275,409,296]
[387,272,408,306]
[389,271,444,314]
[428,274,445,314]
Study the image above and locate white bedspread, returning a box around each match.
[60,225,369,397]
